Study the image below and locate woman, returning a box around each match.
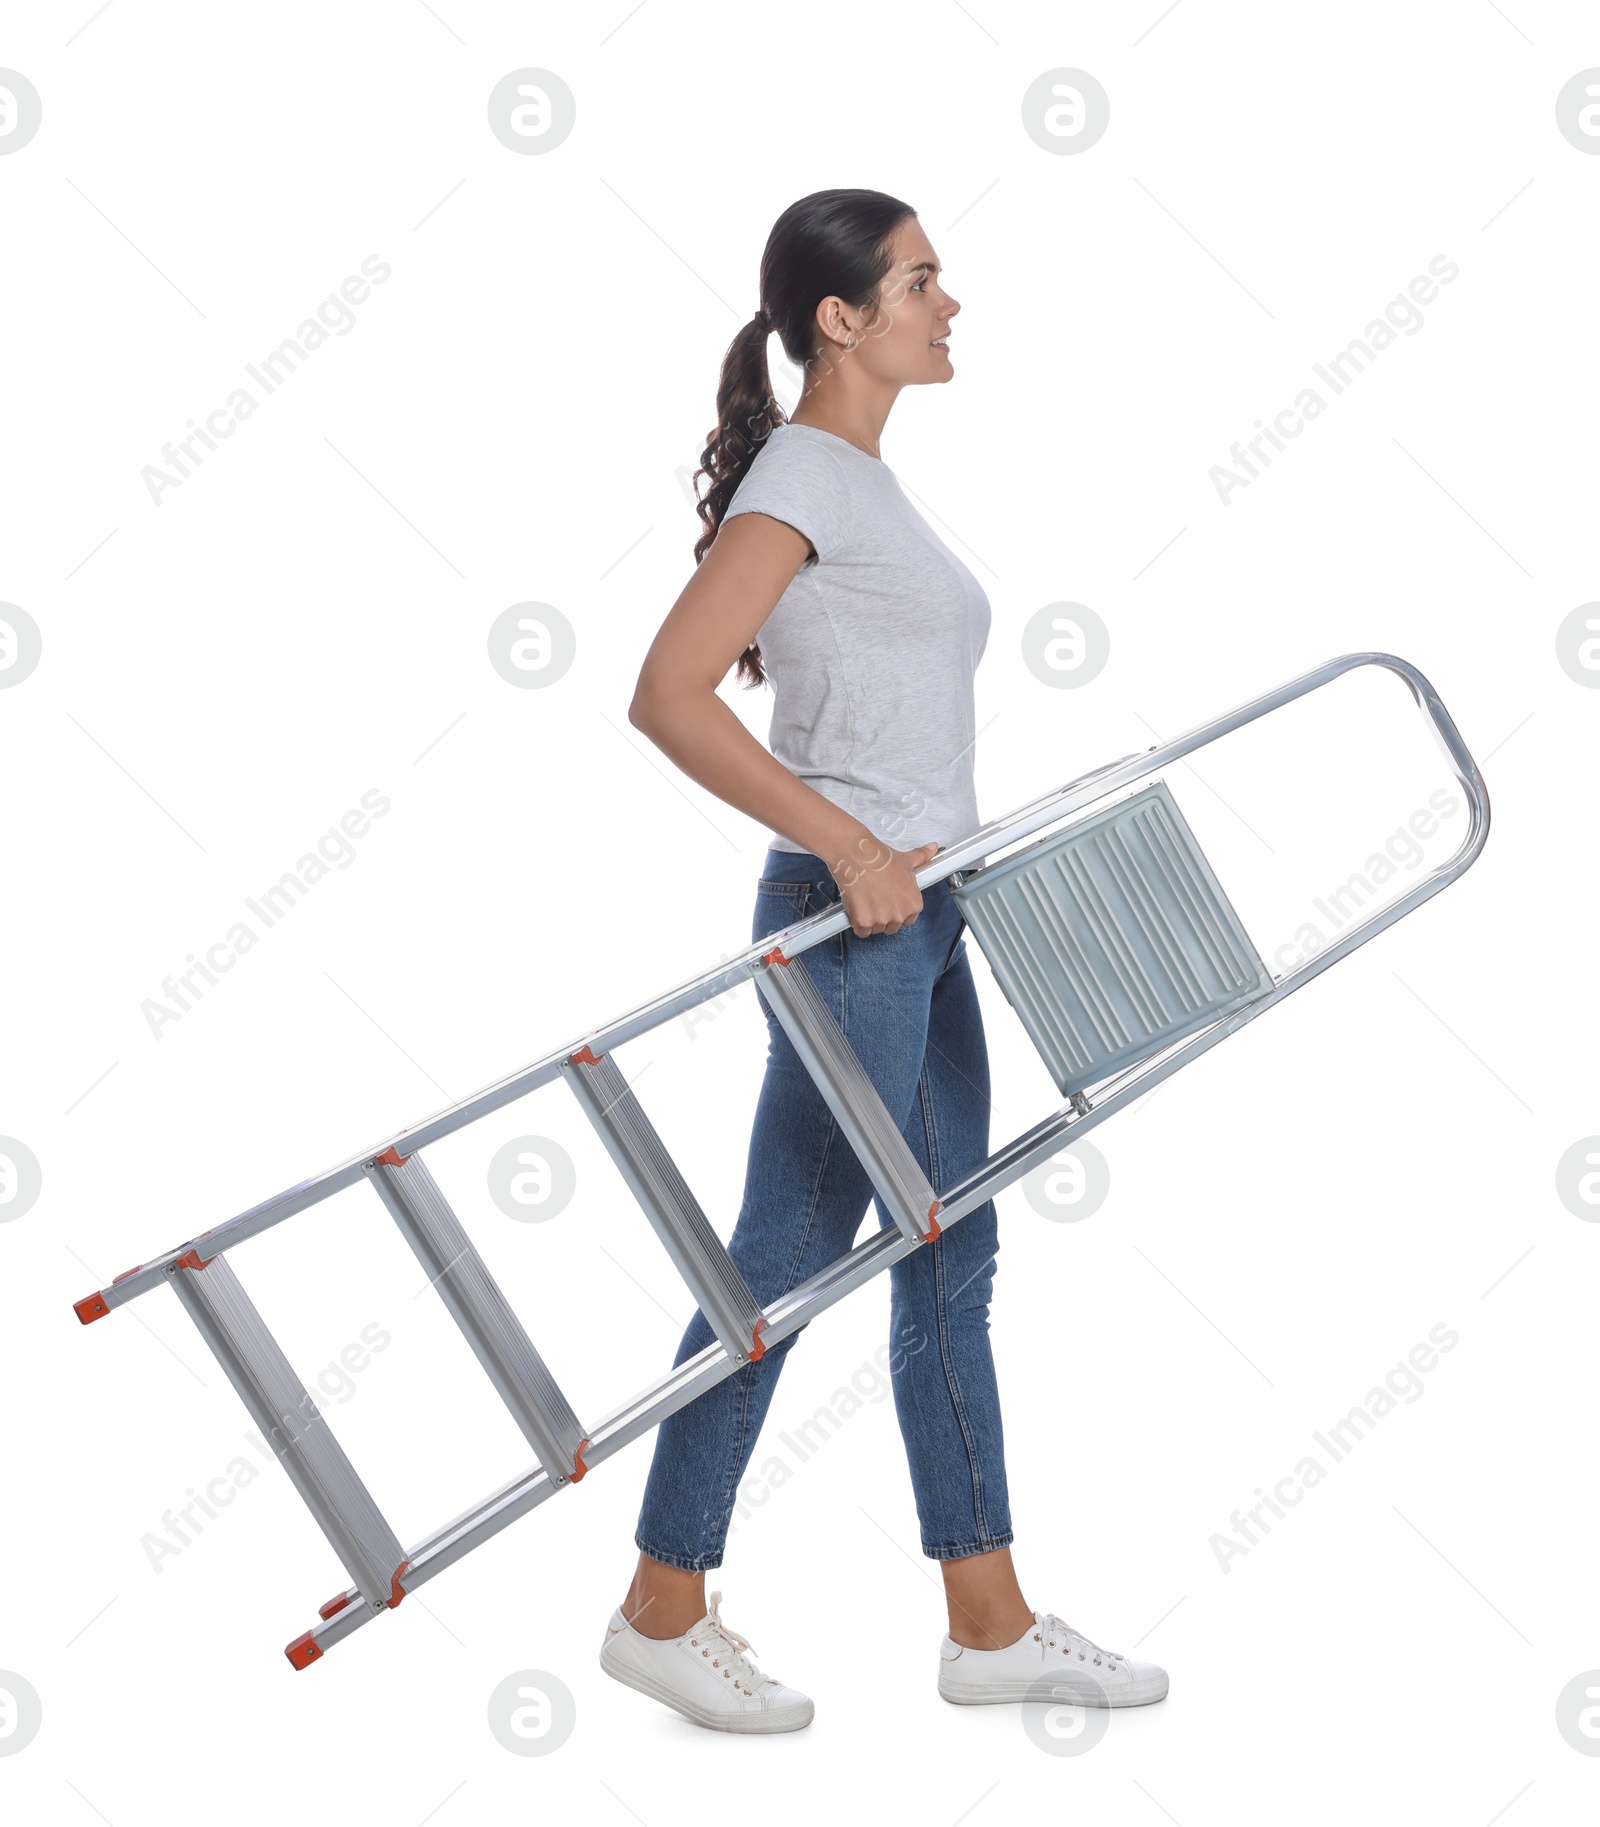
[599,189,1168,1732]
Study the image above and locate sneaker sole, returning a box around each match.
[939,1670,1168,1708]
[600,1639,814,1734]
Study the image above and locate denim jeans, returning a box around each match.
[633,846,1012,1569]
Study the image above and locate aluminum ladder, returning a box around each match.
[71,652,1489,1669]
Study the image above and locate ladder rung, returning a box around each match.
[755,950,941,1244]
[293,1210,930,1660]
[559,1046,768,1364]
[365,1152,590,1486]
[168,1253,405,1610]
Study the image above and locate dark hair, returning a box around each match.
[692,188,916,688]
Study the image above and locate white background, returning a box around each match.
[3,1,1597,1820]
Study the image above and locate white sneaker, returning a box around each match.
[599,1589,814,1734]
[938,1609,1168,1707]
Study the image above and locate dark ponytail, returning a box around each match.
[692,187,916,688]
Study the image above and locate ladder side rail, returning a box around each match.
[925,650,1487,885]
[168,1255,406,1610]
[75,651,1488,1318]
[76,749,1192,1315]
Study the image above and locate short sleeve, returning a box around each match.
[721,435,855,562]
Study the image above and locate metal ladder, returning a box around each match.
[71,653,1489,1670]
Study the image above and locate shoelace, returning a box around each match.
[1033,1612,1122,1671]
[687,1590,769,1698]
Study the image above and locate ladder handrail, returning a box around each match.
[73,650,1488,1317]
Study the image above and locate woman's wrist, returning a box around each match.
[820,823,893,886]
[780,801,876,879]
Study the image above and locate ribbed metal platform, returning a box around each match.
[951,781,1275,1096]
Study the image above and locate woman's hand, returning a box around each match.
[828,836,941,938]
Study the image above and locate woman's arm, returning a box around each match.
[629,512,937,937]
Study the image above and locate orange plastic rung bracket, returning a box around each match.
[761,947,790,967]
[375,1146,409,1167]
[749,1316,768,1361]
[388,1560,411,1609]
[173,1248,214,1272]
[569,1044,603,1066]
[925,1201,943,1240]
[570,1437,591,1482]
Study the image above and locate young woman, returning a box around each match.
[599,189,1168,1732]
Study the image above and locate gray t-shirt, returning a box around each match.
[722,422,991,857]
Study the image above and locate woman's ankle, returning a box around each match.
[939,1544,1034,1649]
[946,1602,1035,1651]
[623,1553,707,1639]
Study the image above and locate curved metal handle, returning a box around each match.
[776,651,1490,967]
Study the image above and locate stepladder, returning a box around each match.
[71,652,1490,1670]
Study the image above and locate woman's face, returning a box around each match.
[817,215,961,384]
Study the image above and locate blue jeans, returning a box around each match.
[633,846,1012,1569]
